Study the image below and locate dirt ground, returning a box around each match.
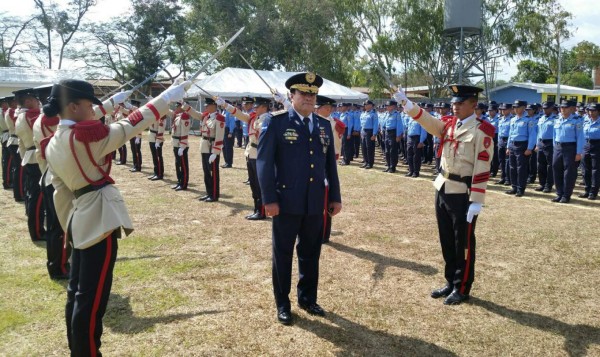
[1,133,599,356]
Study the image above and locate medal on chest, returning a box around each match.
[319,126,330,153]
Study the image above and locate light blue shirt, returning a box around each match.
[406,119,427,142]
[381,110,404,134]
[584,117,600,140]
[360,109,379,131]
[508,114,536,150]
[537,113,556,141]
[554,113,585,154]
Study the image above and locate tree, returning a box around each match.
[32,0,97,69]
[0,13,37,67]
[511,60,551,83]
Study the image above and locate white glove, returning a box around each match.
[155,142,161,149]
[160,81,191,103]
[272,89,286,103]
[178,147,184,156]
[215,96,226,106]
[135,137,141,145]
[111,90,132,105]
[208,153,217,164]
[393,88,414,112]
[466,202,482,223]
[124,102,133,110]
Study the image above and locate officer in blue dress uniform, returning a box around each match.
[496,103,512,185]
[381,100,404,173]
[580,103,600,200]
[257,72,341,325]
[526,104,539,184]
[359,100,378,169]
[352,104,362,159]
[552,100,585,203]
[405,111,427,177]
[535,101,557,193]
[506,100,536,196]
[339,103,354,165]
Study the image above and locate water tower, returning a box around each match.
[439,0,489,96]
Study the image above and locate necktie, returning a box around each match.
[303,117,310,132]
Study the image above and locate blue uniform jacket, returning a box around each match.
[360,110,378,131]
[353,111,362,132]
[537,113,556,141]
[554,113,585,154]
[341,112,353,133]
[257,109,342,215]
[224,111,236,132]
[381,110,404,134]
[584,118,600,140]
[498,115,512,137]
[406,119,427,142]
[508,115,536,150]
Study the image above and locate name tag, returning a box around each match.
[284,129,299,141]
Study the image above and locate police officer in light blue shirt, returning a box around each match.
[551,100,585,203]
[221,102,237,168]
[496,103,513,185]
[405,111,427,177]
[487,103,500,177]
[506,100,536,196]
[359,100,378,169]
[338,103,353,165]
[525,104,540,184]
[380,100,404,173]
[534,101,557,192]
[579,103,600,200]
[352,105,362,160]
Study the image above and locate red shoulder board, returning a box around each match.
[216,113,225,122]
[71,120,109,143]
[40,135,54,160]
[477,119,495,137]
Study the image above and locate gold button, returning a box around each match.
[310,138,313,142]
[310,178,313,182]
[310,150,313,155]
[311,164,314,168]
[282,185,286,188]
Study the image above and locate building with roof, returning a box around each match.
[487,82,600,104]
[0,67,85,96]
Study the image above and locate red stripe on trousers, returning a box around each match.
[61,232,68,274]
[212,160,216,198]
[181,153,188,188]
[35,192,43,240]
[460,222,473,295]
[322,186,329,239]
[6,155,12,185]
[89,236,112,357]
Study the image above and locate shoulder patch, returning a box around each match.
[271,109,287,117]
[477,119,495,137]
[71,120,109,143]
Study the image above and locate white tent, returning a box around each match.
[186,67,368,101]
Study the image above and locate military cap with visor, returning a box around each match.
[285,72,323,94]
[448,84,483,103]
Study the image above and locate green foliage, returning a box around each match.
[511,60,551,83]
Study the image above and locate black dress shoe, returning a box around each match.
[129,168,140,172]
[175,186,186,191]
[515,190,524,197]
[389,168,396,173]
[50,273,70,280]
[199,195,210,201]
[360,164,368,168]
[504,181,512,186]
[277,310,293,325]
[171,184,180,190]
[382,168,390,172]
[505,189,517,195]
[431,285,453,299]
[578,192,589,198]
[534,186,545,191]
[115,162,124,165]
[221,164,232,168]
[150,176,163,181]
[559,197,570,203]
[299,302,325,316]
[204,197,218,202]
[496,180,506,185]
[246,212,266,220]
[443,289,469,305]
[405,172,414,177]
[551,196,562,202]
[365,165,372,169]
[147,175,157,180]
[542,188,552,193]
[412,173,419,178]
[589,194,597,200]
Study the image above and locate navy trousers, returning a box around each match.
[43,180,70,278]
[509,141,529,192]
[498,137,509,182]
[537,139,554,189]
[553,142,578,199]
[384,129,399,169]
[272,213,323,311]
[223,128,234,166]
[173,147,189,189]
[341,129,354,164]
[407,135,423,174]
[24,163,45,241]
[582,140,600,195]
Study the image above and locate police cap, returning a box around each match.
[440,102,451,109]
[316,95,336,107]
[285,72,323,94]
[241,96,254,104]
[476,102,487,110]
[448,84,483,103]
[498,103,513,110]
[385,100,398,106]
[525,104,535,110]
[587,103,600,111]
[363,99,375,106]
[560,100,577,108]
[542,101,555,109]
[513,100,527,108]
[205,97,217,105]
[489,103,499,111]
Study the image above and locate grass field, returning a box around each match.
[1,133,599,356]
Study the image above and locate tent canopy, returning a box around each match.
[186,67,368,101]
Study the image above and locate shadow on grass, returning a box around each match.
[471,297,599,357]
[116,254,161,262]
[296,312,457,356]
[105,294,223,335]
[327,241,438,279]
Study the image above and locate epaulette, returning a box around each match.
[476,118,495,137]
[216,113,225,122]
[270,109,287,117]
[71,120,110,143]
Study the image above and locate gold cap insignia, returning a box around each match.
[306,72,316,84]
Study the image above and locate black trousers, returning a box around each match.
[360,129,375,167]
[491,135,499,176]
[201,153,220,199]
[498,137,509,182]
[433,142,441,174]
[234,124,243,147]
[424,133,434,163]
[272,213,323,310]
[582,141,600,195]
[537,139,554,189]
[553,143,578,198]
[117,145,127,164]
[246,158,263,213]
[384,129,399,169]
[528,150,537,183]
[66,231,118,357]
[8,145,24,200]
[341,129,353,164]
[173,147,189,189]
[407,135,423,174]
[435,185,477,295]
[148,142,164,178]
[399,134,407,160]
[43,180,70,278]
[1,142,10,188]
[24,163,45,241]
[243,135,249,148]
[509,141,529,192]
[129,138,142,170]
[223,128,234,166]
[353,132,361,158]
